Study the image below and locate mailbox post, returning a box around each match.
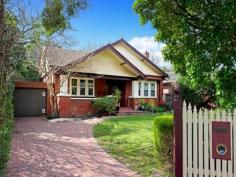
[212,121,231,160]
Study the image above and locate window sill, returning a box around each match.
[70,97,96,100]
[128,96,157,99]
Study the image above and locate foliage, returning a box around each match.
[138,100,170,113]
[92,97,117,116]
[134,0,236,108]
[179,76,216,109]
[94,114,171,177]
[0,87,14,175]
[154,114,173,177]
[42,0,87,35]
[113,88,121,105]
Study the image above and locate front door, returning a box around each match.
[106,80,126,107]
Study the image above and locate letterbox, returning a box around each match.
[212,121,231,160]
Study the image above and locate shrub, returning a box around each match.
[92,96,117,116]
[154,114,173,176]
[0,94,14,175]
[154,106,166,113]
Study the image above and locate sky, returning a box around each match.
[22,0,170,67]
[65,0,171,67]
[69,0,155,47]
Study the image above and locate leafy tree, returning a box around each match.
[134,0,236,108]
[0,0,87,122]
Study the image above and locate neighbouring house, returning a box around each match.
[41,39,168,117]
[163,80,176,106]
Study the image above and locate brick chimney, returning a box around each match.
[144,50,150,59]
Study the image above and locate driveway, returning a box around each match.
[4,117,139,177]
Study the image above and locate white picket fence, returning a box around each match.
[182,101,236,177]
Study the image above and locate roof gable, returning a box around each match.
[56,39,167,78]
[67,49,140,78]
[112,39,168,77]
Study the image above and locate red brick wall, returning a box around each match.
[159,81,163,101]
[129,98,158,110]
[70,99,93,117]
[57,96,93,117]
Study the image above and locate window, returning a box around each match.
[144,82,149,96]
[150,82,156,97]
[88,80,94,96]
[71,79,77,95]
[138,82,141,96]
[70,78,94,96]
[80,80,86,96]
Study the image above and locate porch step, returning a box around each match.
[117,107,147,116]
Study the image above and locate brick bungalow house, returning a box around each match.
[41,39,168,117]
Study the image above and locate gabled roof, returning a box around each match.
[111,38,168,77]
[49,39,167,78]
[60,44,145,77]
[41,46,88,66]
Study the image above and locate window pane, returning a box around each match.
[72,87,77,95]
[88,88,93,96]
[72,79,77,86]
[151,90,155,97]
[144,90,148,96]
[88,80,93,87]
[80,88,85,95]
[151,83,155,90]
[144,83,148,89]
[144,83,148,96]
[138,82,141,96]
[80,80,85,87]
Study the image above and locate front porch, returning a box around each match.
[57,74,162,117]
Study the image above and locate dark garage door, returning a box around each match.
[14,88,47,117]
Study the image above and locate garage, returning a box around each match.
[14,81,48,117]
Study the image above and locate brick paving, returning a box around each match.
[4,117,139,177]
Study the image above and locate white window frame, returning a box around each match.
[70,77,95,97]
[143,82,149,97]
[150,82,156,97]
[132,80,157,98]
[71,78,78,96]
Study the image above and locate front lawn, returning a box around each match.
[93,113,173,177]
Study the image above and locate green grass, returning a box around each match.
[93,113,172,177]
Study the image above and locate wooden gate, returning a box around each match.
[182,102,236,177]
[174,89,236,177]
[14,88,47,117]
[14,81,48,117]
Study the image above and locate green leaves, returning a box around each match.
[42,0,68,35]
[134,0,236,108]
[42,0,87,36]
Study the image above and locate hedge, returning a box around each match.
[154,114,173,176]
[0,93,14,176]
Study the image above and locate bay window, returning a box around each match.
[132,81,157,98]
[150,82,156,97]
[144,82,149,97]
[70,77,94,97]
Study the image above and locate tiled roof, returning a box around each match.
[44,46,88,66]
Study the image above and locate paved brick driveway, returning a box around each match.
[4,117,139,177]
